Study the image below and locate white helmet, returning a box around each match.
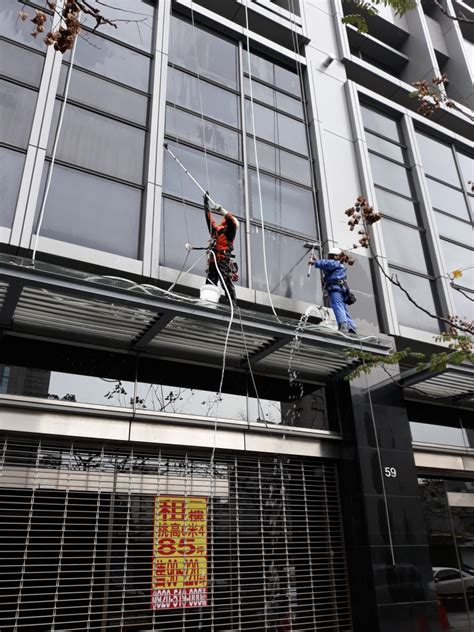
[328,247,342,256]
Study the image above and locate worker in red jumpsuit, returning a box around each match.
[204,193,239,306]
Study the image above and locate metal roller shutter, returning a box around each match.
[0,434,353,631]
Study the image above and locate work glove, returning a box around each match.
[203,192,210,210]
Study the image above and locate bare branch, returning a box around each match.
[431,0,474,24]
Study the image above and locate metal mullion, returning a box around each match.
[51,442,74,631]
[300,462,317,631]
[278,459,293,628]
[13,439,42,630]
[167,62,241,97]
[233,457,242,630]
[256,459,269,629]
[165,100,243,135]
[120,448,133,631]
[86,446,105,631]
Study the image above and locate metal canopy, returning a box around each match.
[0,256,392,383]
[400,364,474,403]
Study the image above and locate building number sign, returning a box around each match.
[384,467,397,478]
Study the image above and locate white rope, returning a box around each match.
[244,0,281,322]
[32,35,78,263]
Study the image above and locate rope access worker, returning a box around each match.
[204,193,239,306]
[309,247,357,334]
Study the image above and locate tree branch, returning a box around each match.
[431,0,474,24]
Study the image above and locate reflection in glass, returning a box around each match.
[165,105,241,160]
[58,66,149,125]
[245,101,308,155]
[382,220,428,274]
[48,102,146,184]
[389,268,440,333]
[169,15,238,89]
[73,35,151,91]
[163,141,243,212]
[416,133,459,186]
[0,40,44,87]
[0,146,25,229]
[0,363,333,431]
[0,80,37,149]
[369,154,412,198]
[426,178,470,221]
[360,105,401,141]
[440,240,473,290]
[435,212,474,247]
[374,186,419,225]
[35,163,142,258]
[246,138,312,186]
[167,66,240,128]
[160,198,247,286]
[250,225,323,303]
[366,131,404,163]
[248,170,316,235]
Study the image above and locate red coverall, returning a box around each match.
[204,194,238,304]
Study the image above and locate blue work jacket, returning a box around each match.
[313,259,347,290]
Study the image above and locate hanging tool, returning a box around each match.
[164,143,227,213]
[304,242,317,277]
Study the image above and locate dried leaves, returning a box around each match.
[410,74,455,117]
[345,195,382,251]
[20,0,118,54]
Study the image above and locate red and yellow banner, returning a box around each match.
[151,496,207,610]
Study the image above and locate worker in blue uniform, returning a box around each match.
[309,247,357,334]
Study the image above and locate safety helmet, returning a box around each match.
[328,247,342,256]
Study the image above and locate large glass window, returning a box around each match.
[163,141,243,212]
[440,241,473,290]
[250,226,323,303]
[0,80,37,150]
[362,103,440,333]
[426,178,470,221]
[163,15,320,305]
[0,39,44,87]
[35,164,142,258]
[0,147,25,229]
[169,15,238,89]
[49,102,146,184]
[388,268,440,333]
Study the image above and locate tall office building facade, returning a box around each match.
[0,0,472,630]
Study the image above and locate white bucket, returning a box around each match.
[199,283,221,306]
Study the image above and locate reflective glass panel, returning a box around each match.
[369,154,413,197]
[416,132,459,186]
[160,197,247,286]
[81,0,155,50]
[169,16,238,89]
[49,102,146,184]
[248,170,316,235]
[245,101,307,154]
[366,131,404,163]
[374,186,419,225]
[456,152,473,192]
[410,422,465,446]
[0,147,24,229]
[389,268,440,333]
[451,286,473,321]
[244,52,301,97]
[382,220,428,274]
[73,35,151,91]
[440,240,473,290]
[360,105,401,141]
[0,40,44,87]
[244,77,303,118]
[58,66,149,125]
[434,212,473,247]
[246,138,311,186]
[426,178,470,221]
[0,80,37,149]
[250,225,323,303]
[167,67,240,128]
[165,105,241,160]
[35,163,141,258]
[0,1,45,49]
[163,142,244,212]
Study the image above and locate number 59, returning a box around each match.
[384,467,397,478]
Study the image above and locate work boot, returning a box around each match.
[338,323,349,333]
[348,328,357,335]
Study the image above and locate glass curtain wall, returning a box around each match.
[360,103,441,333]
[0,0,46,230]
[162,14,322,303]
[32,0,155,259]
[415,132,473,321]
[419,477,474,632]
